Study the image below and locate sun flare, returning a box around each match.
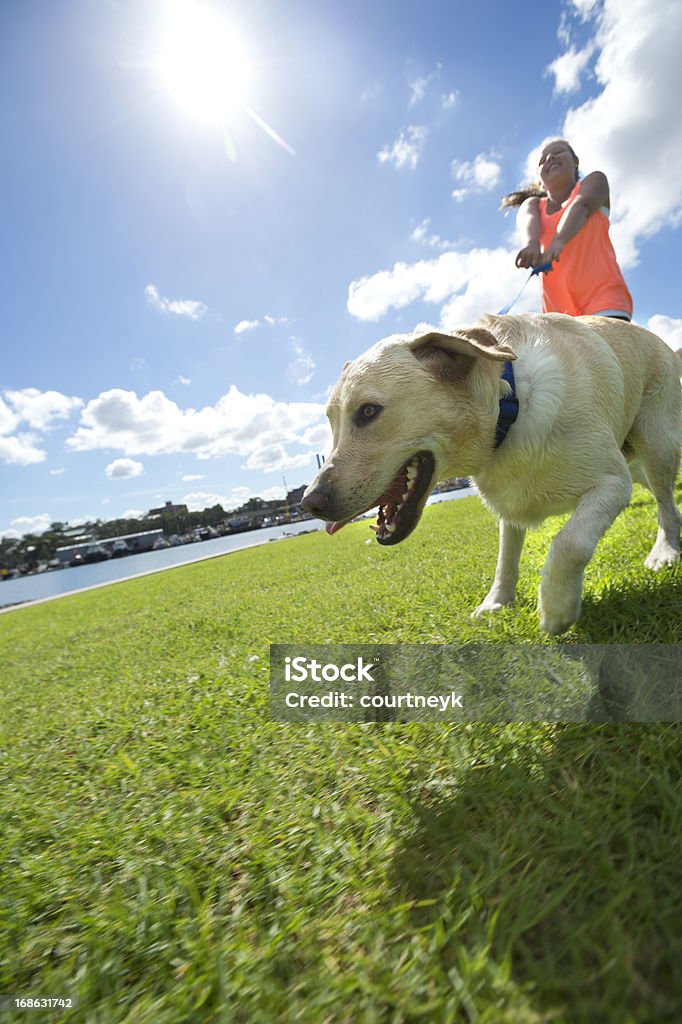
[157,1,252,125]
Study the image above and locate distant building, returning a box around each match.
[148,501,189,517]
[56,529,164,565]
[60,526,94,543]
[286,485,307,507]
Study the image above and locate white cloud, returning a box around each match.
[409,66,441,107]
[183,491,229,511]
[182,484,289,513]
[411,219,457,251]
[261,486,288,502]
[0,388,82,465]
[451,153,502,195]
[50,467,65,476]
[409,76,429,107]
[234,314,290,335]
[348,247,540,325]
[438,250,542,328]
[286,339,315,386]
[0,434,46,465]
[299,422,332,448]
[547,0,682,269]
[571,0,601,15]
[65,386,327,473]
[122,509,144,519]
[175,376,192,386]
[226,486,251,506]
[181,473,205,482]
[7,513,52,536]
[408,65,455,109]
[546,44,594,93]
[348,262,430,322]
[105,458,144,480]
[0,396,20,435]
[3,389,82,431]
[647,315,682,351]
[243,445,314,472]
[234,319,260,335]
[378,126,428,171]
[145,284,207,320]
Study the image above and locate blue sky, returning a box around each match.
[2,0,681,538]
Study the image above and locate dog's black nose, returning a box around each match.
[301,486,330,517]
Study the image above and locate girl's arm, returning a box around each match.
[514,196,542,268]
[543,171,610,263]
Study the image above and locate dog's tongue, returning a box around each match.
[325,521,344,536]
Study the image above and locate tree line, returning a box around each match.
[0,495,288,572]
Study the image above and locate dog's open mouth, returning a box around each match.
[326,451,435,546]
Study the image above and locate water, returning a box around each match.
[0,488,475,610]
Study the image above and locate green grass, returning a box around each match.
[1,486,681,1023]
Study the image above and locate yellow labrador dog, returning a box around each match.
[302,313,681,634]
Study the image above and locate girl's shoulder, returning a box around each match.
[519,194,541,213]
[576,171,610,212]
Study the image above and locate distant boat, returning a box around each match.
[80,544,111,565]
[226,517,256,534]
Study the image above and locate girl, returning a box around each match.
[502,139,632,320]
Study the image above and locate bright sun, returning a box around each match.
[157,1,252,125]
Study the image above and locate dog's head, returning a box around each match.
[302,324,516,544]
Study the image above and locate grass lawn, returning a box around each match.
[1,487,681,1023]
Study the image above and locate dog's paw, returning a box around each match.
[538,581,582,635]
[472,596,513,618]
[644,541,680,570]
[539,610,579,636]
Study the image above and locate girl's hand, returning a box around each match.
[542,237,565,266]
[515,243,542,269]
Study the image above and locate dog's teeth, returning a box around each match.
[385,523,396,533]
[406,465,417,481]
[402,492,409,502]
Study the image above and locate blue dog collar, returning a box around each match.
[495,361,519,448]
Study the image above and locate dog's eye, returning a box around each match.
[355,403,382,426]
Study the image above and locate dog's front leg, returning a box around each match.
[473,519,526,617]
[539,470,632,635]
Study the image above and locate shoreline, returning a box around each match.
[0,533,295,616]
[0,489,476,615]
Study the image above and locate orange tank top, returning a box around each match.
[539,181,632,317]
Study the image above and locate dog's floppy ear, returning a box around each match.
[408,328,517,383]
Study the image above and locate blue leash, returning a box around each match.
[493,260,552,447]
[497,261,553,315]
